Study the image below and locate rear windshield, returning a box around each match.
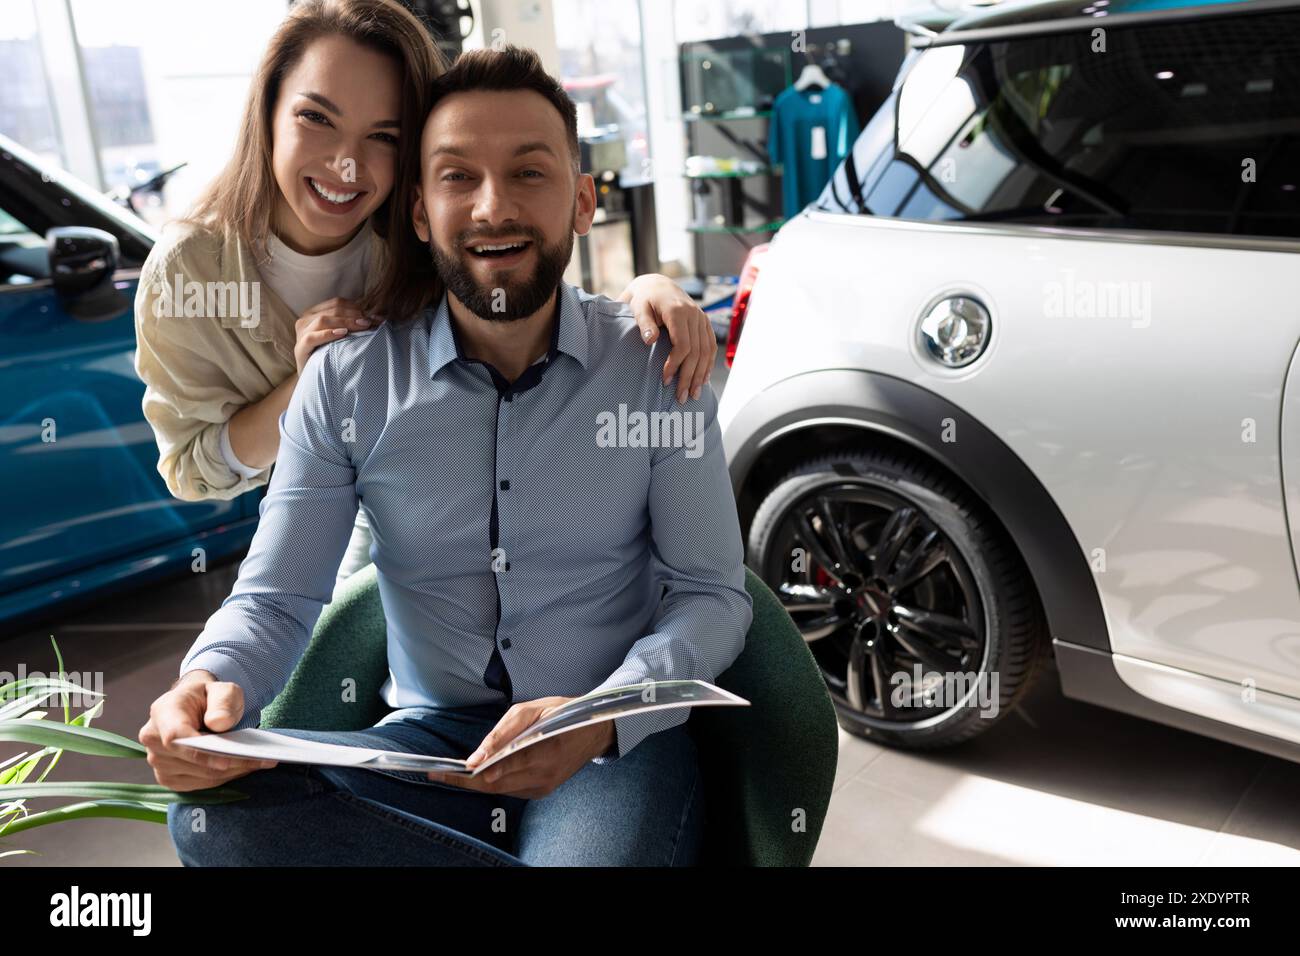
[815,7,1300,239]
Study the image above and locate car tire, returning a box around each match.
[747,449,1047,749]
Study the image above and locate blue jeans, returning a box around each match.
[166,701,704,866]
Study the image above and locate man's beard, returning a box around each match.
[428,218,574,322]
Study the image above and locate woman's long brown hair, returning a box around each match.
[184,0,445,318]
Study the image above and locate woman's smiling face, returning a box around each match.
[270,33,402,254]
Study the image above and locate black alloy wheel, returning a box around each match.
[748,450,1046,749]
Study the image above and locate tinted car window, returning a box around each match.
[816,7,1300,239]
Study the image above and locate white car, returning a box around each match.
[719,0,1300,760]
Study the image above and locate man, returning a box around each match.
[138,45,752,867]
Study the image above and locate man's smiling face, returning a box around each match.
[413,88,596,321]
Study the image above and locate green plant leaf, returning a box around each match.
[50,636,69,725]
[0,781,248,804]
[0,720,144,758]
[0,752,44,786]
[0,800,169,837]
[28,699,108,785]
[0,802,29,837]
[0,692,56,721]
[35,698,102,780]
[72,699,105,727]
[7,757,40,787]
[34,749,61,783]
[1,748,56,786]
[0,677,101,703]
[0,752,30,772]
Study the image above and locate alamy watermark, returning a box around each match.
[49,886,150,936]
[0,663,103,710]
[1043,268,1152,328]
[889,664,999,718]
[151,274,260,327]
[596,402,705,458]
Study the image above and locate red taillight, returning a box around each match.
[724,287,751,367]
[726,243,769,367]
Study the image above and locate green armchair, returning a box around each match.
[260,563,838,866]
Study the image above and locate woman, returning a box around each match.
[134,0,716,586]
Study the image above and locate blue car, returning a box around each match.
[0,134,261,633]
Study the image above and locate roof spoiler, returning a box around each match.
[894,1,1008,42]
[893,10,961,39]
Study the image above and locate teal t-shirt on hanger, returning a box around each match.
[768,83,860,220]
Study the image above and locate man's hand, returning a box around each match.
[138,669,277,792]
[618,274,717,404]
[425,696,615,800]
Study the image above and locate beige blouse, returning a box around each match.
[132,220,385,501]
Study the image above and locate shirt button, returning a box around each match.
[499,480,509,490]
[501,638,512,649]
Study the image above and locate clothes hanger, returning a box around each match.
[794,62,830,92]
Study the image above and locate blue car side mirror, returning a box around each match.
[46,226,128,322]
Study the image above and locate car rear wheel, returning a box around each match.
[747,449,1047,749]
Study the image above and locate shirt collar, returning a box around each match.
[426,282,589,379]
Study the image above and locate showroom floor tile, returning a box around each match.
[814,665,1300,867]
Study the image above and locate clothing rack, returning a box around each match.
[797,39,854,87]
[678,21,905,278]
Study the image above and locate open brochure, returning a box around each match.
[176,679,749,776]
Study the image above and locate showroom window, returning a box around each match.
[0,1,63,169]
[818,6,1300,239]
[672,0,910,44]
[553,0,652,181]
[67,0,287,225]
[673,0,806,44]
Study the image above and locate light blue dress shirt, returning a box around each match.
[179,283,752,762]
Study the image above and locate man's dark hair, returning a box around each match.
[428,44,580,172]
